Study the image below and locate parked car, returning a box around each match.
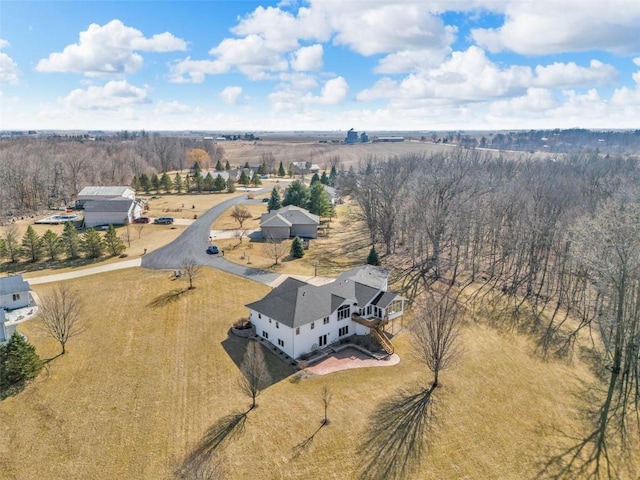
[206,245,219,255]
[261,198,269,202]
[154,217,174,224]
[133,216,150,224]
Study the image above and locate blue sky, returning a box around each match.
[1,0,639,131]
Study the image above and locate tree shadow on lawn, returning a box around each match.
[221,334,296,388]
[176,410,249,479]
[148,288,191,308]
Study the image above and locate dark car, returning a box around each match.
[134,216,150,224]
[206,245,219,255]
[261,198,269,202]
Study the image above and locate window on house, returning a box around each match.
[258,313,262,319]
[323,317,329,325]
[366,305,372,316]
[262,331,269,339]
[276,322,279,329]
[311,322,315,329]
[339,326,349,336]
[278,339,284,347]
[296,327,300,335]
[269,318,272,323]
[388,300,402,314]
[337,304,350,321]
[12,293,20,301]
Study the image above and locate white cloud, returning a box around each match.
[0,40,19,85]
[169,58,227,83]
[153,100,192,115]
[290,44,323,71]
[472,1,640,55]
[36,19,186,76]
[63,80,150,110]
[305,76,348,104]
[533,60,618,88]
[489,88,558,118]
[220,86,243,105]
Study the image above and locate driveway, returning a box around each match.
[141,189,281,286]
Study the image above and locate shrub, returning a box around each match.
[0,333,43,397]
[290,236,305,259]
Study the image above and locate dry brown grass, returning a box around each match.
[0,265,617,479]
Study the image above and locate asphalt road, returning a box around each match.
[141,189,281,286]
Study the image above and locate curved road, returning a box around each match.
[141,189,281,285]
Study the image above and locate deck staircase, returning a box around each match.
[351,314,394,355]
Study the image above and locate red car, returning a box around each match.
[133,216,150,224]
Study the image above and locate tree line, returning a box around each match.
[347,148,640,478]
[1,222,125,265]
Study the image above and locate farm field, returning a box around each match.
[0,266,617,479]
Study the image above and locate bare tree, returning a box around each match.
[38,284,85,355]
[237,341,271,409]
[135,224,145,239]
[230,205,252,244]
[321,385,333,425]
[411,292,463,392]
[262,237,287,266]
[181,258,201,290]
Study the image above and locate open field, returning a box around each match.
[0,266,623,479]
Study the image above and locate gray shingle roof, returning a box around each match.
[247,266,398,328]
[0,275,29,296]
[84,199,134,213]
[78,186,134,198]
[260,205,319,228]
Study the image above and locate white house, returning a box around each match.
[83,199,143,227]
[259,205,320,239]
[246,266,405,359]
[0,275,31,342]
[76,186,135,208]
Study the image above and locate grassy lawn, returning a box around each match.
[0,266,615,479]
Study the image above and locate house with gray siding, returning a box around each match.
[259,205,319,239]
[246,266,405,359]
[0,275,32,342]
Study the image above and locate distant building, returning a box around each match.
[373,136,404,143]
[76,186,136,209]
[345,128,358,144]
[360,132,369,143]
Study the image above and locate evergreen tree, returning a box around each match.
[41,229,61,261]
[192,161,202,176]
[244,161,250,169]
[0,333,43,395]
[21,225,42,262]
[104,225,125,256]
[250,173,262,187]
[174,173,183,193]
[320,171,329,185]
[278,161,286,177]
[282,180,309,208]
[3,228,20,263]
[160,172,173,193]
[226,178,236,193]
[215,159,224,171]
[290,236,305,259]
[307,181,332,217]
[287,163,294,178]
[329,165,337,186]
[213,174,227,192]
[82,228,104,259]
[225,160,231,170]
[367,247,381,266]
[268,187,282,212]
[203,172,215,192]
[193,172,203,193]
[139,173,151,194]
[131,175,142,193]
[258,161,267,175]
[238,170,250,186]
[151,173,161,194]
[184,174,192,193]
[0,237,7,260]
[310,172,320,185]
[62,221,81,259]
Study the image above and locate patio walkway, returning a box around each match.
[305,347,400,376]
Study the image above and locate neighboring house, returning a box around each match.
[291,162,320,175]
[84,199,143,227]
[76,186,136,209]
[246,266,405,359]
[324,186,341,206]
[0,275,31,342]
[260,206,320,239]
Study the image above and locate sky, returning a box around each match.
[0,0,639,131]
